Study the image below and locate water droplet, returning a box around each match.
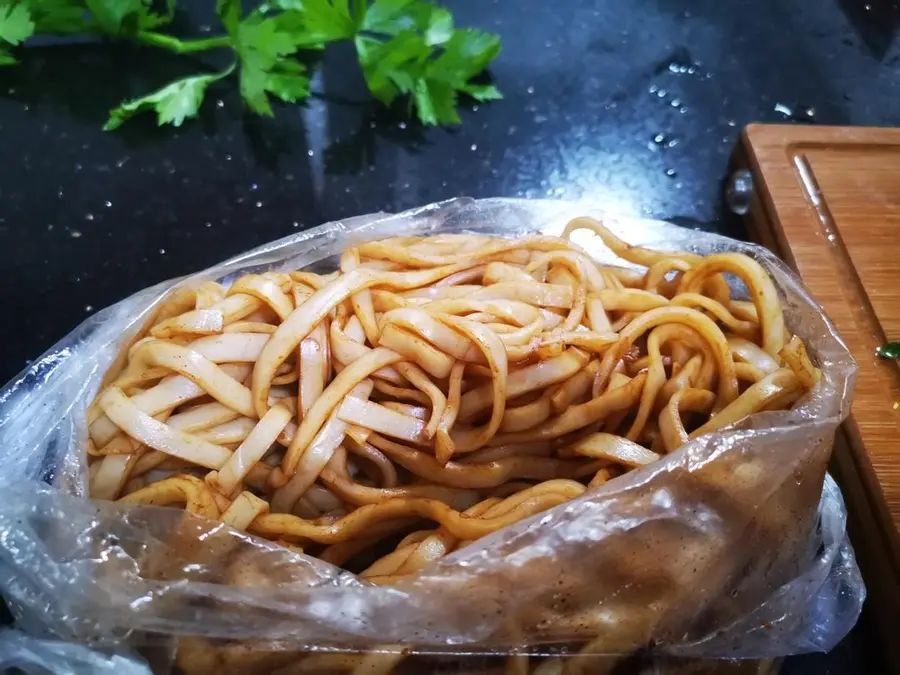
[75,163,82,171]
[84,213,94,221]
[526,86,535,94]
[250,183,258,191]
[472,105,479,112]
[85,304,93,312]
[470,144,478,151]
[546,188,554,196]
[657,89,667,98]
[104,200,112,207]
[7,87,15,95]
[865,3,871,9]
[159,248,166,254]
[216,99,224,108]
[116,157,129,168]
[285,174,294,181]
[398,121,407,130]
[292,221,299,228]
[666,138,679,148]
[205,222,212,228]
[507,125,517,135]
[199,24,211,32]
[670,98,681,107]
[727,120,737,127]
[256,201,263,208]
[679,106,688,114]
[653,133,666,144]
[726,169,754,215]
[827,233,837,243]
[665,168,677,177]
[225,154,232,161]
[70,229,82,238]
[307,149,314,157]
[649,84,659,94]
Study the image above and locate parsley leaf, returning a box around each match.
[29,0,86,34]
[0,4,35,46]
[85,0,145,33]
[301,0,355,40]
[104,68,232,130]
[1,0,502,128]
[216,0,242,36]
[355,8,501,126]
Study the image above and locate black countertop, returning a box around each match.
[0,0,897,670]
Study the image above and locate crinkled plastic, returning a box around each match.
[0,199,863,670]
[0,630,151,675]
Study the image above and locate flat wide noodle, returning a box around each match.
[88,220,816,620]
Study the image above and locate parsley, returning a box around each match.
[0,0,501,129]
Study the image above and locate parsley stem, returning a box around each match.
[133,32,232,54]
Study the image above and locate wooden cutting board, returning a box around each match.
[734,124,900,669]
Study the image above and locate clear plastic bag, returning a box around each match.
[0,199,863,672]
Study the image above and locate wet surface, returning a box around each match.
[0,0,896,668]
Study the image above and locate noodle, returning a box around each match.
[87,219,818,657]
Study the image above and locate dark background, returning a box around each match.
[0,0,897,671]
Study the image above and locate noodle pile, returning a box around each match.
[87,217,819,586]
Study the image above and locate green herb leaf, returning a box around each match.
[876,342,900,360]
[300,0,355,40]
[430,28,500,83]
[216,0,242,36]
[423,6,452,45]
[137,0,177,30]
[29,0,86,34]
[105,69,231,130]
[0,46,16,65]
[85,0,145,33]
[0,3,35,46]
[460,82,502,102]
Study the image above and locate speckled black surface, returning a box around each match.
[0,0,897,668]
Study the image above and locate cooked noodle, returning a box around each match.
[87,218,819,673]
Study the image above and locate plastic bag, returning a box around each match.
[0,198,863,670]
[0,630,151,675]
